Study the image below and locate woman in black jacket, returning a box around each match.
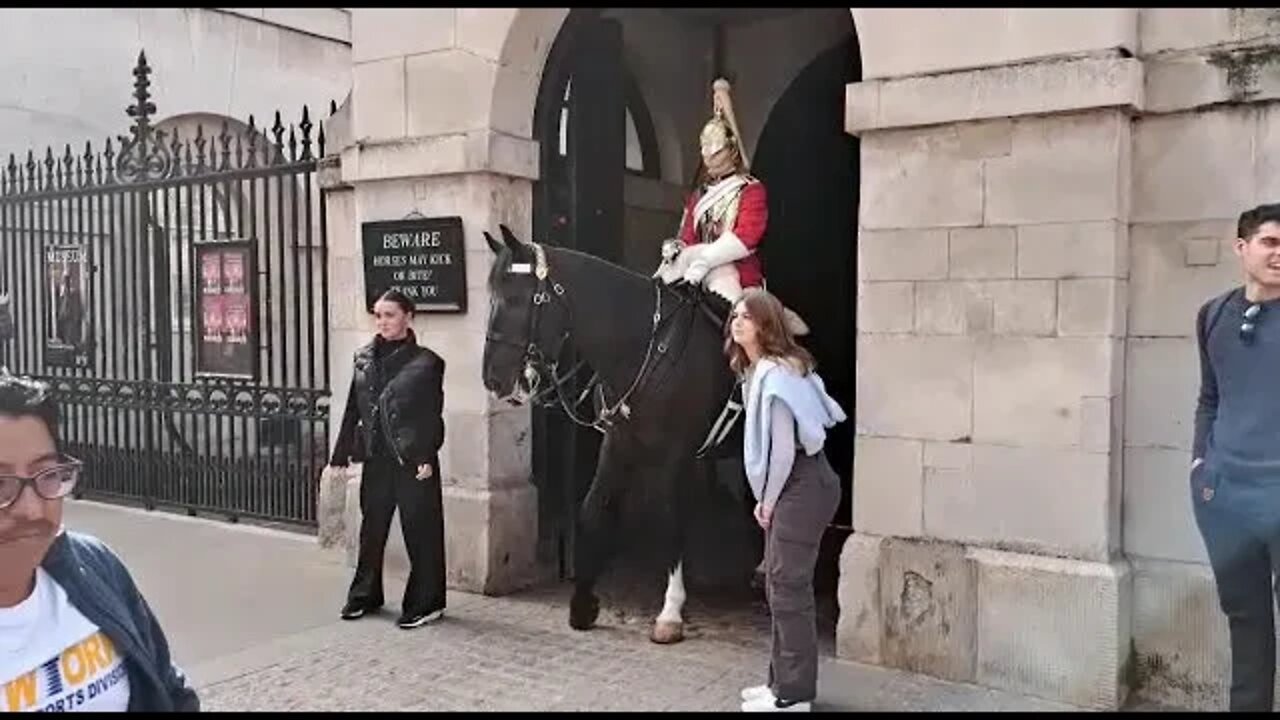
[329,289,447,629]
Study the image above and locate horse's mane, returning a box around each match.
[488,241,658,292]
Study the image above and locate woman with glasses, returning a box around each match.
[0,370,199,712]
[1191,203,1280,711]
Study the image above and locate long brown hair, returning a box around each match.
[724,288,814,376]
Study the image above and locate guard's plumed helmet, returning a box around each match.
[699,78,749,174]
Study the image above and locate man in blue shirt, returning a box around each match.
[0,371,198,712]
[1191,202,1280,711]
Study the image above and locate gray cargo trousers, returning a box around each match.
[763,450,842,703]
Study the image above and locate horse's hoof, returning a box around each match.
[569,595,599,631]
[650,620,685,645]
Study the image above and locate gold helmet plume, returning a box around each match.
[699,78,749,172]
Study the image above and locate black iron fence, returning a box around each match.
[0,52,333,528]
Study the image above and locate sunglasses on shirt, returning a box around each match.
[1241,303,1263,346]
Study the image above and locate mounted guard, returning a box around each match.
[654,78,808,335]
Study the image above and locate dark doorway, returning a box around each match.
[531,11,861,603]
[530,10,624,578]
[752,36,861,591]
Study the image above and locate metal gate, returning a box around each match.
[0,52,331,528]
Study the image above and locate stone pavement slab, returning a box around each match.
[63,499,1088,712]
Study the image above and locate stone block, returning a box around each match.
[1128,222,1240,337]
[852,436,923,539]
[490,66,540,138]
[262,7,350,43]
[1130,557,1230,711]
[985,112,1127,225]
[914,282,975,336]
[406,50,497,137]
[352,57,406,142]
[1122,447,1207,564]
[844,80,879,137]
[973,337,1120,448]
[1138,8,1233,52]
[860,129,984,229]
[857,336,974,442]
[1080,397,1116,454]
[1058,278,1127,337]
[914,281,1054,337]
[858,281,915,333]
[880,539,978,683]
[352,8,454,64]
[1139,8,1280,54]
[853,9,1137,81]
[924,444,1113,562]
[1257,104,1280,202]
[1123,337,1198,451]
[988,280,1057,336]
[455,8,519,62]
[852,57,1143,133]
[925,441,972,471]
[949,227,1015,280]
[1016,221,1127,279]
[1132,111,1254,223]
[836,533,886,664]
[971,549,1132,709]
[1184,237,1221,267]
[1143,55,1232,114]
[859,229,949,282]
[442,483,539,595]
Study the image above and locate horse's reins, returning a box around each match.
[488,242,669,434]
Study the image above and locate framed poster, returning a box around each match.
[360,217,467,313]
[44,244,93,369]
[193,238,258,381]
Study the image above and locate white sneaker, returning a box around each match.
[741,695,811,713]
[397,609,443,629]
[741,685,774,702]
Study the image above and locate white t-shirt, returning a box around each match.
[0,567,131,712]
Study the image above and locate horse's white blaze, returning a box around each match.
[656,561,687,624]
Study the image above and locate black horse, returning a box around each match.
[482,225,740,643]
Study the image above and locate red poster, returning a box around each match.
[222,251,245,295]
[202,295,224,343]
[224,294,249,344]
[201,253,222,295]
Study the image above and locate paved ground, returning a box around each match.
[64,499,1102,712]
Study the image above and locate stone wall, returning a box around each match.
[841,8,1137,710]
[0,8,350,160]
[1124,8,1280,710]
[841,7,1280,711]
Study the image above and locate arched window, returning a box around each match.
[556,70,661,179]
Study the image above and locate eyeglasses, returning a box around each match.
[0,456,82,510]
[1241,303,1263,346]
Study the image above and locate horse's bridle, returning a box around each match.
[485,242,666,433]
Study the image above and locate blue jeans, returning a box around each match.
[1192,462,1280,711]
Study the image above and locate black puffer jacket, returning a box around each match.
[330,330,446,468]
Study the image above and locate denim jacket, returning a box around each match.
[39,530,200,712]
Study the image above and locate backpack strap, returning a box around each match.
[1200,287,1237,349]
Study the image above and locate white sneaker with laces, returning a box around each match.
[741,685,774,702]
[741,695,811,713]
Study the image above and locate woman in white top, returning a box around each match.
[726,288,845,713]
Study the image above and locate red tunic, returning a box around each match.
[677,180,767,288]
